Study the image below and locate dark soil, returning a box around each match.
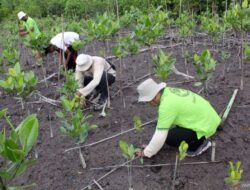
[1,34,250,190]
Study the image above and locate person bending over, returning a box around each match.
[75,54,116,110]
[136,78,221,158]
[45,32,79,70]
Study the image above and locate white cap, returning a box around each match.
[17,11,26,20]
[137,78,166,102]
[76,54,93,72]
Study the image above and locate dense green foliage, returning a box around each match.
[0,0,242,22]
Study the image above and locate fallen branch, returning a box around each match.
[93,179,104,190]
[112,73,153,98]
[38,73,58,83]
[64,118,156,152]
[81,157,139,190]
[172,66,194,79]
[106,43,181,60]
[90,161,221,170]
[36,91,60,106]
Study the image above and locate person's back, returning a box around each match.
[158,87,221,139]
[24,17,40,37]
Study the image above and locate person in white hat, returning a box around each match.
[45,32,79,70]
[136,78,221,158]
[75,54,116,110]
[17,11,40,38]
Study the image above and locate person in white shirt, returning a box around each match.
[45,32,79,70]
[75,54,116,110]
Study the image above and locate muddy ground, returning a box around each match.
[1,33,250,190]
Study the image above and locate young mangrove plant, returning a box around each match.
[224,0,250,90]
[193,49,217,89]
[119,140,139,190]
[224,161,244,187]
[152,50,175,80]
[58,70,79,99]
[0,63,37,108]
[56,95,97,144]
[200,12,225,48]
[84,12,120,55]
[176,11,195,75]
[0,47,19,67]
[172,141,189,190]
[56,96,97,169]
[133,116,143,164]
[0,108,39,190]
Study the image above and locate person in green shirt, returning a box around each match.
[136,78,221,158]
[18,11,40,38]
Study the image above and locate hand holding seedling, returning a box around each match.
[75,91,86,108]
[136,149,145,157]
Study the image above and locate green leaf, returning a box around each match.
[119,140,129,159]
[0,108,8,119]
[0,170,12,179]
[55,111,64,118]
[90,124,98,129]
[60,96,73,112]
[16,159,36,177]
[4,139,24,162]
[242,0,248,8]
[16,114,39,153]
[133,116,142,131]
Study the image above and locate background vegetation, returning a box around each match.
[0,0,242,22]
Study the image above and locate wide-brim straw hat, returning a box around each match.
[76,54,93,72]
[17,11,26,20]
[137,78,166,102]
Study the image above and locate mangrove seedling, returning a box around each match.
[0,63,37,108]
[193,49,217,89]
[0,108,39,190]
[58,70,79,98]
[172,141,189,190]
[56,96,97,144]
[71,39,85,51]
[178,141,189,161]
[224,161,243,187]
[0,48,19,66]
[119,140,140,190]
[152,50,175,80]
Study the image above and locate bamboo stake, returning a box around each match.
[90,161,221,170]
[172,154,178,190]
[64,119,156,152]
[81,157,139,190]
[220,89,238,126]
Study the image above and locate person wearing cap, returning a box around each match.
[136,78,221,158]
[44,32,79,70]
[75,54,116,109]
[17,11,41,38]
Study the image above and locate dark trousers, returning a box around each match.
[84,72,115,100]
[166,126,205,151]
[65,46,77,71]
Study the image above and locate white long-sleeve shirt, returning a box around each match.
[144,129,169,158]
[75,56,116,96]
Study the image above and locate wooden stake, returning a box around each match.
[64,119,156,152]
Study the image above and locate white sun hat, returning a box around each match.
[137,78,166,102]
[76,54,93,72]
[17,11,26,20]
